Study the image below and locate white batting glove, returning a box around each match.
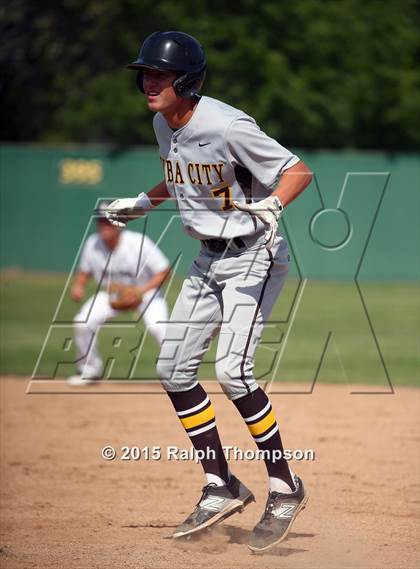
[233,195,284,250]
[103,193,152,227]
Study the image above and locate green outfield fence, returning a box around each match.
[0,143,419,280]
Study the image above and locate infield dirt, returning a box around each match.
[0,377,419,569]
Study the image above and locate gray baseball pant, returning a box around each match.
[156,235,289,399]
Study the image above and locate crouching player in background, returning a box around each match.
[67,203,170,385]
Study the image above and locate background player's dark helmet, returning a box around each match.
[127,31,206,98]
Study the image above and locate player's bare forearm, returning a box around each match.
[147,180,171,208]
[74,271,91,287]
[138,268,171,295]
[271,161,313,207]
[71,271,91,302]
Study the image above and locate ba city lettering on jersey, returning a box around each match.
[160,158,225,186]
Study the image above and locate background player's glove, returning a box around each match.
[103,193,152,227]
[233,195,284,250]
[108,282,143,311]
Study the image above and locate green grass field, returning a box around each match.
[0,271,418,387]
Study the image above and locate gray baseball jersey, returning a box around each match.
[153,95,300,240]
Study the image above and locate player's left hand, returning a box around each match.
[108,282,143,310]
[233,195,283,250]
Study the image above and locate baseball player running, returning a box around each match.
[105,32,312,552]
[67,204,170,386]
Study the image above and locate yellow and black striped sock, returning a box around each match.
[233,387,295,491]
[167,383,229,483]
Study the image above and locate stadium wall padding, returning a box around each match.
[0,144,418,281]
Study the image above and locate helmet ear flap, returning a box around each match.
[136,71,145,93]
[172,73,188,97]
[173,68,206,98]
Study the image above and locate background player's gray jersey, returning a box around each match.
[153,96,300,240]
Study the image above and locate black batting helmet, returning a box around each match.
[127,31,206,98]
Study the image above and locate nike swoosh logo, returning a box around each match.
[198,142,211,147]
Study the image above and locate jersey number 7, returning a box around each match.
[211,184,233,211]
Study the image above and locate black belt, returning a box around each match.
[201,237,246,253]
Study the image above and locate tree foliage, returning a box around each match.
[1,0,419,148]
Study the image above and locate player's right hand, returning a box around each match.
[103,194,152,227]
[70,284,85,303]
[102,198,144,227]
